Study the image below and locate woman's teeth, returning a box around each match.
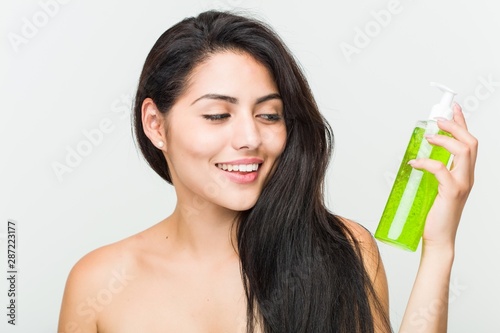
[216,163,259,172]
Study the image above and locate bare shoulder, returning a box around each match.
[338,217,379,256]
[337,216,387,285]
[64,237,137,291]
[338,216,390,324]
[58,228,153,333]
[337,216,390,330]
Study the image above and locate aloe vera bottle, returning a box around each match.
[375,83,456,251]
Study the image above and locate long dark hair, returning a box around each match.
[133,10,391,333]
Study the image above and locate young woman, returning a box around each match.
[58,10,478,333]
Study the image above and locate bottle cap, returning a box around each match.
[428,82,457,120]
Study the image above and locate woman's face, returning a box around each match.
[163,51,287,212]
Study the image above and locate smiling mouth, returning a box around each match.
[216,163,261,172]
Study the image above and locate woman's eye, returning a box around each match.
[258,114,282,122]
[202,114,230,121]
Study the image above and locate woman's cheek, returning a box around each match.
[264,125,287,153]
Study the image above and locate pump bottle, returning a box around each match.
[374,82,456,251]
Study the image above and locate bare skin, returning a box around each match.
[57,215,378,333]
[58,218,248,333]
[58,50,477,333]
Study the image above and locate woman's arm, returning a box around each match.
[399,103,478,332]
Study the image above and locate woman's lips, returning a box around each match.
[214,158,263,184]
[221,169,259,184]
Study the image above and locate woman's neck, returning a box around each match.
[163,201,239,263]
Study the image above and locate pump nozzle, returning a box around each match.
[429,82,457,120]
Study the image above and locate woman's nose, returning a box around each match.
[231,114,262,150]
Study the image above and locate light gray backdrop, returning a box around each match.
[1,0,499,332]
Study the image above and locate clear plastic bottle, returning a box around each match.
[375,83,456,251]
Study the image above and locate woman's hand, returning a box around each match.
[399,103,478,333]
[409,102,478,251]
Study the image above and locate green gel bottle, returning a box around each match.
[375,83,456,251]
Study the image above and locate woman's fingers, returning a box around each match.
[424,134,471,181]
[435,105,479,165]
[451,102,468,131]
[409,103,477,200]
[408,158,454,188]
[453,104,479,171]
[425,103,478,188]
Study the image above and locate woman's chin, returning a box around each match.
[223,199,258,213]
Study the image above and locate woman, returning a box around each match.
[58,10,478,333]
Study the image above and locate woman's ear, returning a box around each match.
[141,98,167,151]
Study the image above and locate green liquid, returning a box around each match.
[375,121,452,251]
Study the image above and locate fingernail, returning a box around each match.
[425,134,436,139]
[408,159,416,166]
[435,117,448,122]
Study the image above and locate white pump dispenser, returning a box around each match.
[428,82,457,120]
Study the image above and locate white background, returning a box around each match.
[1,0,499,332]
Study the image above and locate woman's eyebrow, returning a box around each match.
[191,93,281,106]
[256,93,281,104]
[191,94,237,105]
